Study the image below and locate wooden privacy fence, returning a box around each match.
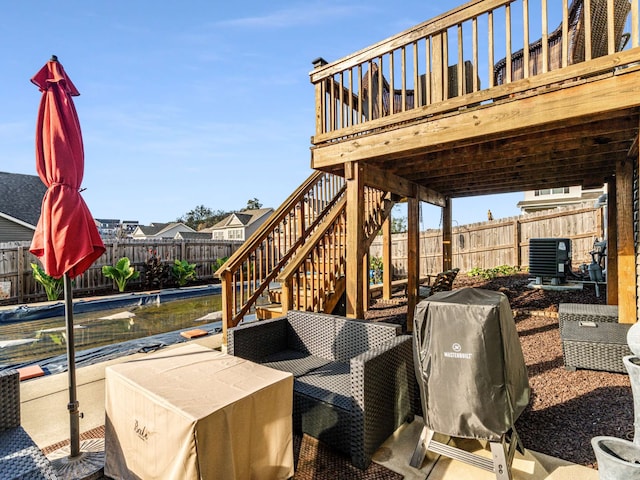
[0,239,242,305]
[370,203,604,277]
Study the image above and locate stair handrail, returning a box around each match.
[216,170,346,332]
[278,186,393,313]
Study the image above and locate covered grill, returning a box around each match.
[410,287,530,479]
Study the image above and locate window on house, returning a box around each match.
[228,229,243,240]
[534,187,570,196]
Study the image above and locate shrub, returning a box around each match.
[172,260,197,287]
[31,263,63,301]
[102,257,140,293]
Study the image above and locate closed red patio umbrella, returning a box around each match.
[30,55,106,476]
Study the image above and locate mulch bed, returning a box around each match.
[365,273,634,468]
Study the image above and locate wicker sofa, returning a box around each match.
[0,369,60,479]
[559,303,632,373]
[227,310,417,469]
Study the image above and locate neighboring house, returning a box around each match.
[0,171,47,243]
[131,222,196,239]
[517,185,607,214]
[204,208,274,242]
[95,218,120,237]
[121,220,140,236]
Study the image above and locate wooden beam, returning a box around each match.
[363,164,446,206]
[616,156,636,323]
[346,161,365,318]
[382,216,392,300]
[407,197,420,332]
[443,197,453,270]
[607,177,618,305]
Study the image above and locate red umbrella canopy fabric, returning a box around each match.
[29,58,105,279]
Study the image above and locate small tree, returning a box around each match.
[246,198,262,210]
[102,257,140,292]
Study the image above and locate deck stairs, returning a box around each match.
[215,170,393,329]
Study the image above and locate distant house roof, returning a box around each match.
[206,208,274,231]
[132,222,196,239]
[0,171,47,227]
[174,231,213,240]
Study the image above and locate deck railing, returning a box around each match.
[216,171,345,333]
[277,186,392,313]
[310,0,639,144]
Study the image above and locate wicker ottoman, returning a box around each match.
[559,303,631,373]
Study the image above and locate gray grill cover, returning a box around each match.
[413,288,530,441]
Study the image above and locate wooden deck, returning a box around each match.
[309,0,640,323]
[217,0,640,338]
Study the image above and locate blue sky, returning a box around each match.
[2,1,523,228]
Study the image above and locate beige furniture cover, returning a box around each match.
[104,343,294,479]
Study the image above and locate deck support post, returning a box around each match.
[442,197,453,271]
[407,197,420,332]
[346,161,365,318]
[607,177,618,305]
[382,215,393,300]
[616,155,636,323]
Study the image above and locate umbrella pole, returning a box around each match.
[64,272,81,458]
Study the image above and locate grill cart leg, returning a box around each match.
[410,426,522,480]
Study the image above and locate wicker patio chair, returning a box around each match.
[418,268,460,298]
[0,369,60,479]
[228,310,418,469]
[494,0,631,85]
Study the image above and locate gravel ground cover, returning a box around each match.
[364,273,633,468]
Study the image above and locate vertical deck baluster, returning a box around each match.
[377,56,384,117]
[413,41,419,110]
[358,64,363,122]
[562,0,568,68]
[584,0,592,60]
[608,0,615,54]
[339,71,344,130]
[472,17,479,92]
[348,68,354,127]
[442,29,449,98]
[425,36,432,105]
[401,46,407,112]
[633,0,639,48]
[523,0,531,77]
[488,10,494,88]
[506,3,512,82]
[458,23,464,97]
[388,53,393,115]
[541,0,548,72]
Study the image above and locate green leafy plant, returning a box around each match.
[212,256,229,272]
[172,259,197,287]
[31,263,63,301]
[467,265,520,280]
[369,256,384,284]
[102,257,140,292]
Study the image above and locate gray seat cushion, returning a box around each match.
[295,361,351,411]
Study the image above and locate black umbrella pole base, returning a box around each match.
[48,438,105,480]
